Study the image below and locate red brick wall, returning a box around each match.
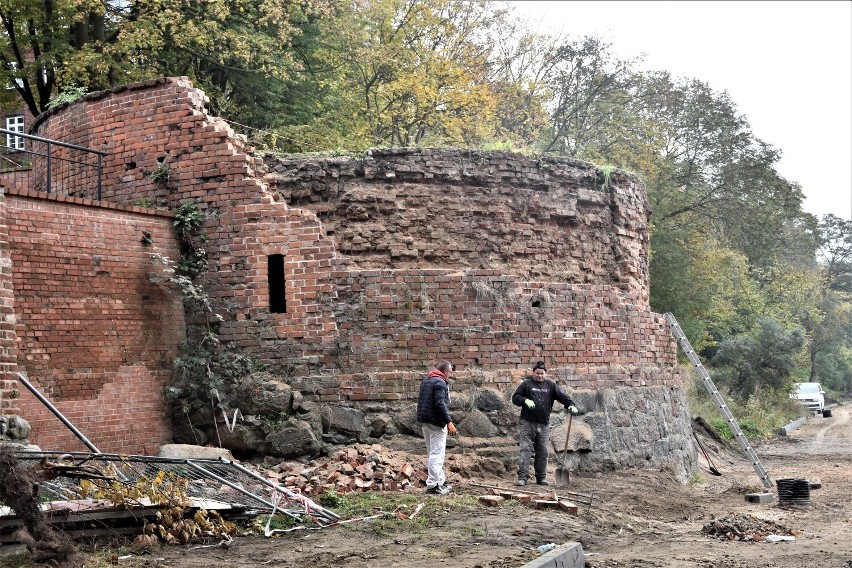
[4,189,185,452]
[0,188,19,412]
[31,77,261,209]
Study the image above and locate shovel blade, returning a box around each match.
[555,466,570,487]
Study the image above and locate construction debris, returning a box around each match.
[478,495,505,507]
[701,514,797,542]
[266,444,424,495]
[469,481,593,513]
[1,450,343,547]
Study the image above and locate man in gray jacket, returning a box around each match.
[512,361,579,486]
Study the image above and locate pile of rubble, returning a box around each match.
[265,444,427,495]
[701,513,796,542]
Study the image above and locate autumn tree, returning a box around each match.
[309,0,503,149]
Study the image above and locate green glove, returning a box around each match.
[524,399,535,410]
[567,405,579,416]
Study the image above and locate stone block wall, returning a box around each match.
[2,188,185,453]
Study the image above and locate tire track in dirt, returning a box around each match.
[813,405,849,444]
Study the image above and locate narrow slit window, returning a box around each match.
[268,254,286,313]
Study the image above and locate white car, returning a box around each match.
[791,382,825,413]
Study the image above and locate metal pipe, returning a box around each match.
[4,147,103,168]
[15,372,101,453]
[97,153,103,200]
[183,460,299,520]
[220,458,342,521]
[46,142,52,193]
[0,128,107,155]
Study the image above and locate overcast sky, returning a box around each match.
[511,0,852,221]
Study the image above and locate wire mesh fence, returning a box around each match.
[11,451,340,525]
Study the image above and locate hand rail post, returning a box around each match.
[46,140,52,193]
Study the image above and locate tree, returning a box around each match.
[537,36,637,157]
[712,318,805,397]
[818,214,852,293]
[0,0,325,117]
[312,0,503,149]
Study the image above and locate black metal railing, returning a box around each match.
[0,127,106,200]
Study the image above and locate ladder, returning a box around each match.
[664,313,773,489]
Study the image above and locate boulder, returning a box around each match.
[266,420,321,457]
[395,407,420,436]
[321,406,365,436]
[217,420,266,454]
[231,374,294,417]
[458,408,498,438]
[370,413,394,438]
[474,388,505,411]
[0,415,31,442]
[549,418,593,453]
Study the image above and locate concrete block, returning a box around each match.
[778,416,807,436]
[745,492,775,504]
[521,542,585,568]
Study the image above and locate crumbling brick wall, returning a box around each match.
[1,188,185,453]
[23,78,694,477]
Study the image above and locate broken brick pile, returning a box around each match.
[264,444,427,495]
[701,514,796,542]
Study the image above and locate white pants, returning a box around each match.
[422,423,447,489]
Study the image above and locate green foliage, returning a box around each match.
[307,0,504,149]
[46,84,88,109]
[170,201,209,279]
[711,318,805,396]
[151,164,171,188]
[173,201,206,239]
[686,369,802,440]
[134,197,155,209]
[0,0,326,116]
[598,165,615,190]
[168,348,253,416]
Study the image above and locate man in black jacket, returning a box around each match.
[416,361,458,495]
[512,361,579,486]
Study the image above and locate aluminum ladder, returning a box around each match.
[664,313,773,489]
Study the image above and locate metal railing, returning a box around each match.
[0,127,106,200]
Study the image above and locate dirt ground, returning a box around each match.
[51,403,852,567]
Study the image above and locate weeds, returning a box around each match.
[685,367,802,440]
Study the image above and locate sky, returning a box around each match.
[511,0,852,221]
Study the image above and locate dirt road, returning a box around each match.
[119,404,852,568]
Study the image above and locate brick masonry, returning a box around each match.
[1,78,694,476]
[0,188,185,453]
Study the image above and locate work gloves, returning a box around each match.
[567,405,579,416]
[524,399,536,410]
[447,422,458,436]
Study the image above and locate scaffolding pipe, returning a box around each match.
[221,458,343,521]
[183,460,299,520]
[16,372,101,453]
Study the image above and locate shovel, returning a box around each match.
[692,431,722,476]
[555,414,573,486]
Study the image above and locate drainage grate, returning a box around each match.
[776,478,810,507]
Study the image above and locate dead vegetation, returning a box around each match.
[0,448,79,567]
